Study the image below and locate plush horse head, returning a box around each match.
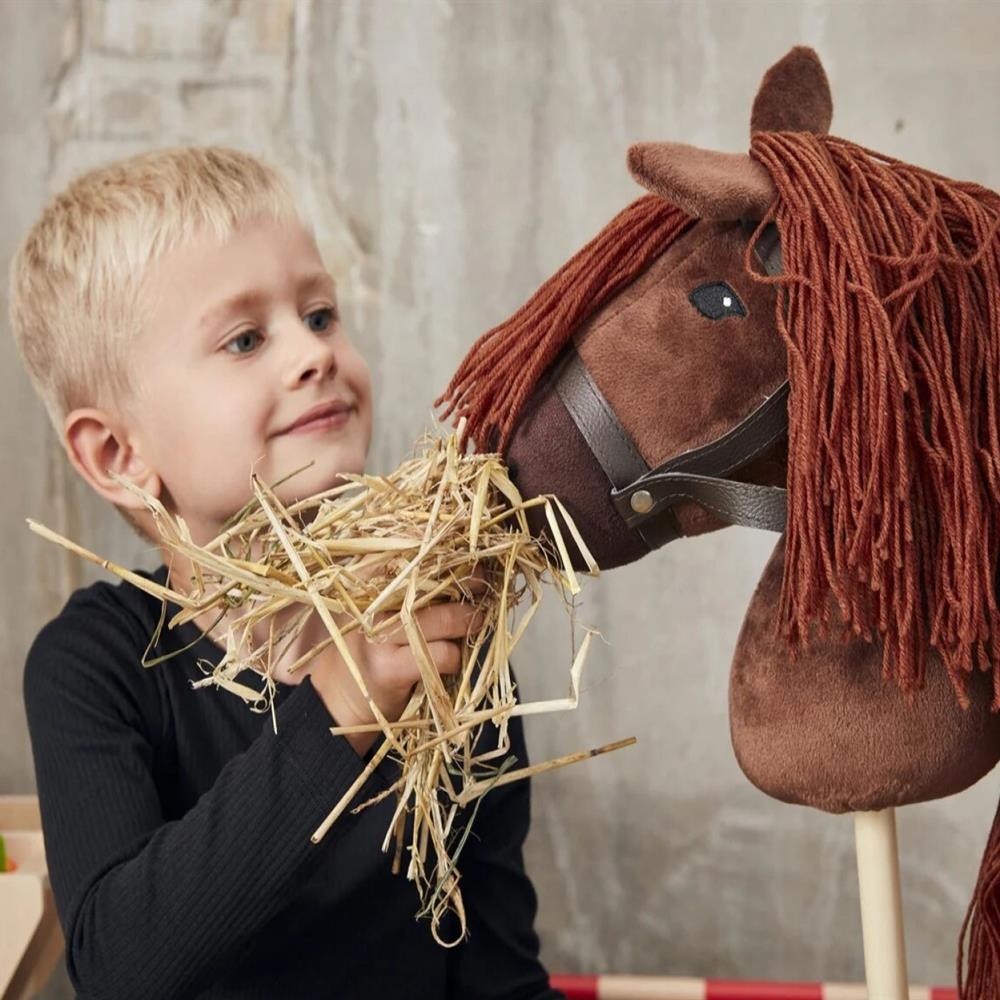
[437,47,1000,994]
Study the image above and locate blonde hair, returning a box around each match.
[9,146,302,430]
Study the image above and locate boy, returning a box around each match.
[11,146,563,999]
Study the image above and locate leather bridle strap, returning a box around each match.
[608,383,789,533]
[557,349,788,540]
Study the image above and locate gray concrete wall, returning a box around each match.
[2,2,999,996]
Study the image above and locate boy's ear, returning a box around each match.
[63,408,162,511]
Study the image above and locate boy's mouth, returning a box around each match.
[276,399,353,436]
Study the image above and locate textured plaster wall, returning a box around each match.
[2,2,999,997]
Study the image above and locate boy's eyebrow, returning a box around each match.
[198,272,336,333]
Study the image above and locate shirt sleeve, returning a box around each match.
[23,604,374,1000]
[446,709,566,1000]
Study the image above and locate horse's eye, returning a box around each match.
[689,282,747,320]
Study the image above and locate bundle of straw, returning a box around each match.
[29,430,634,944]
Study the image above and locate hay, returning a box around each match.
[28,429,635,945]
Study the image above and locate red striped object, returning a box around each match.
[550,974,958,1000]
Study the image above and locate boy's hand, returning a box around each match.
[280,603,479,755]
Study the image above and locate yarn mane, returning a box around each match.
[435,196,693,452]
[749,130,1000,705]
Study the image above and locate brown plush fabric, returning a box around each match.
[750,46,833,136]
[628,144,777,222]
[576,221,787,473]
[730,538,1000,812]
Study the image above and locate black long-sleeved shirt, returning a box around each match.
[23,566,563,1000]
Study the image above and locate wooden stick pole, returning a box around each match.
[853,808,909,1000]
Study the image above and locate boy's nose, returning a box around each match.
[283,323,338,388]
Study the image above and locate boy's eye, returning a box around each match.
[224,329,263,355]
[305,307,336,333]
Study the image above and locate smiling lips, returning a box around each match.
[278,400,353,436]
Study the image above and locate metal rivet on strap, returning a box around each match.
[630,489,654,514]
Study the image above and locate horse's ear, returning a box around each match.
[751,46,833,136]
[627,142,776,221]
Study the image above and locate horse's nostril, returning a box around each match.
[506,461,519,480]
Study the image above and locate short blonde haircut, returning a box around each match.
[9,146,303,430]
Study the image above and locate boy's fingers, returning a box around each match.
[424,639,461,674]
[460,564,489,597]
[414,602,484,641]
[376,603,483,644]
[386,639,462,677]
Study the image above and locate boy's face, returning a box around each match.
[126,214,373,543]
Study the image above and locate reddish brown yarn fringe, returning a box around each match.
[960,799,1000,997]
[749,130,1000,707]
[436,195,693,453]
